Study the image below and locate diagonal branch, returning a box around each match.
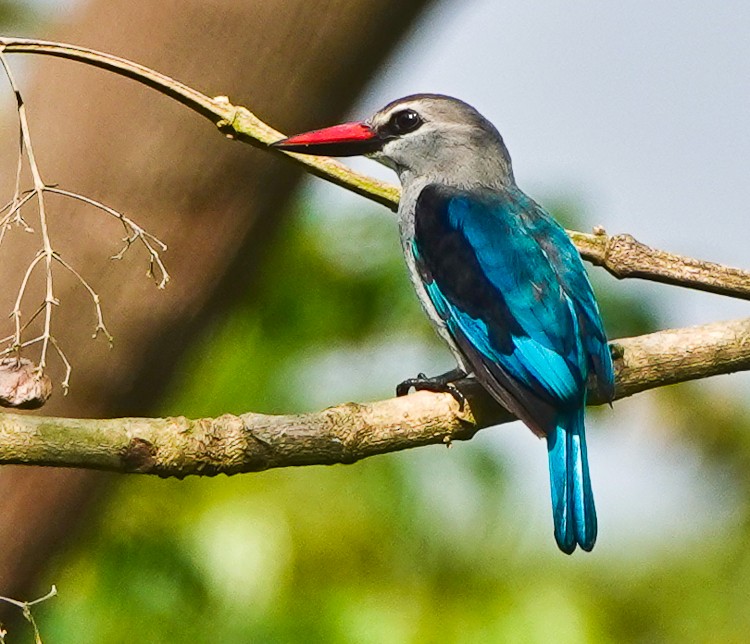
[0,37,400,208]
[1,317,749,477]
[1,36,749,300]
[570,229,750,301]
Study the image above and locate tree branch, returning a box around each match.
[1,36,749,300]
[570,229,750,301]
[1,37,749,477]
[1,317,748,477]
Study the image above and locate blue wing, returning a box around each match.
[515,191,615,403]
[413,184,613,430]
[412,184,613,552]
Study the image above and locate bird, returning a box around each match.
[272,94,615,554]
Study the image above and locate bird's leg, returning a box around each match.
[396,368,467,408]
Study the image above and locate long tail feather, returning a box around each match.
[546,408,597,554]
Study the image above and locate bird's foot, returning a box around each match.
[396,368,467,409]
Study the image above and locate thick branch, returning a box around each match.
[1,36,749,299]
[1,317,749,477]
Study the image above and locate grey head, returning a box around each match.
[273,94,515,190]
[366,94,515,189]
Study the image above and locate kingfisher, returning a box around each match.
[273,94,615,554]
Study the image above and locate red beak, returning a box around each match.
[271,121,383,157]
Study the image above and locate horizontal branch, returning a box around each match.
[1,317,749,476]
[1,37,749,299]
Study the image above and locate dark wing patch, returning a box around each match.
[414,185,524,355]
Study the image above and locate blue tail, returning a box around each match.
[546,407,597,554]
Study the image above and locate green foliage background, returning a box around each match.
[24,197,750,643]
[3,7,750,642]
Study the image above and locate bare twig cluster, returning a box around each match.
[0,49,169,398]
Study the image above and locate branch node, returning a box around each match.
[120,436,157,473]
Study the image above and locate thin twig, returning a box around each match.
[0,585,58,610]
[11,250,46,350]
[0,190,35,247]
[48,336,71,392]
[0,585,57,644]
[52,251,113,344]
[45,187,170,288]
[0,51,58,375]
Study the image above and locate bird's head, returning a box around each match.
[272,94,514,188]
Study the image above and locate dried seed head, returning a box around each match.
[0,358,52,409]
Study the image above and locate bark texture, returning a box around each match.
[1,317,748,476]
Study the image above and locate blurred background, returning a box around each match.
[1,1,749,642]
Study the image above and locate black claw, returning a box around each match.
[395,369,467,409]
[443,383,466,410]
[395,380,413,397]
[396,374,428,397]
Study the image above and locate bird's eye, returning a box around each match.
[389,109,422,135]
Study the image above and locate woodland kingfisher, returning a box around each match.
[273,94,615,554]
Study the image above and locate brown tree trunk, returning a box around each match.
[0,0,433,609]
